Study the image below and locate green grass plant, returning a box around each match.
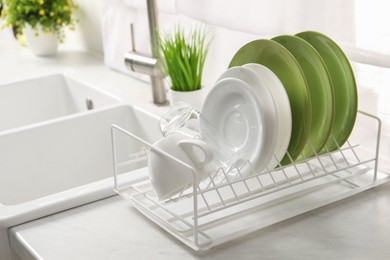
[158,25,209,91]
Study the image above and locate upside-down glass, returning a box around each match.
[159,102,245,180]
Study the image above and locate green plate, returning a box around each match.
[229,39,311,165]
[272,35,335,159]
[296,31,358,153]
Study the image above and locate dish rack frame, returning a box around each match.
[111,110,389,251]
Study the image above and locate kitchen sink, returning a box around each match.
[0,104,161,226]
[0,75,162,259]
[0,74,120,132]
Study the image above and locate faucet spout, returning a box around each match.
[146,0,159,59]
[124,0,168,105]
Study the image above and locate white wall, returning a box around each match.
[64,0,104,55]
[100,0,357,89]
[64,0,390,93]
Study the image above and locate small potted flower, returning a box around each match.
[158,25,210,110]
[1,0,78,56]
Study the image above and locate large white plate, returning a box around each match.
[243,63,292,169]
[216,67,278,172]
[201,78,264,173]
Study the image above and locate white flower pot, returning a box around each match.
[24,25,58,56]
[169,88,204,111]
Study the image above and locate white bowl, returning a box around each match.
[216,66,279,172]
[201,77,264,173]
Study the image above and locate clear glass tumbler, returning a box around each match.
[159,102,247,182]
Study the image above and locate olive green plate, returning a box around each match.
[229,39,311,165]
[296,31,358,153]
[272,35,335,159]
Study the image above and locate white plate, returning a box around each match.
[243,63,292,168]
[216,67,278,172]
[201,78,264,172]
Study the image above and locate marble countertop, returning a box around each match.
[2,31,390,259]
[9,183,390,260]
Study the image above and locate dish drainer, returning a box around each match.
[111,110,389,251]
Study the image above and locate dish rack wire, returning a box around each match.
[111,110,389,251]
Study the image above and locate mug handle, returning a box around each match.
[178,139,214,169]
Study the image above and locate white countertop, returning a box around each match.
[9,183,390,260]
[2,31,390,259]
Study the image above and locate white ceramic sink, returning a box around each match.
[0,74,120,132]
[0,104,161,225]
[0,75,162,259]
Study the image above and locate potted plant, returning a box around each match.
[157,25,210,110]
[1,0,78,56]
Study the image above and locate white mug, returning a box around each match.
[159,102,240,170]
[148,134,214,200]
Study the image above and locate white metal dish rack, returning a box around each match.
[111,110,389,251]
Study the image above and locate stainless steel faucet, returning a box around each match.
[124,0,168,105]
